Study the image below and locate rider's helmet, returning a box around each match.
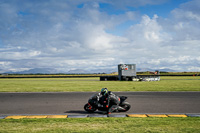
[101,88,108,96]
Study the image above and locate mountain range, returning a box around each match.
[2,67,175,74]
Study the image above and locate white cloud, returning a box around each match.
[106,0,168,8]
[0,49,41,60]
[0,0,200,73]
[125,14,172,57]
[188,66,200,71]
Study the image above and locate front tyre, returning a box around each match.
[119,102,131,112]
[84,103,97,113]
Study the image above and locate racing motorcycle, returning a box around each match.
[84,93,131,113]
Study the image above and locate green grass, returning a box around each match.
[0,117,200,133]
[0,76,200,92]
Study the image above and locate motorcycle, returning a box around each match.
[84,93,131,113]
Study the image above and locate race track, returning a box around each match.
[0,92,200,115]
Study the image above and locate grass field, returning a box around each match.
[0,76,200,92]
[0,117,199,133]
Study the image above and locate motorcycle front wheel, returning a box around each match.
[84,103,97,113]
[119,102,131,112]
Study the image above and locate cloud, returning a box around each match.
[101,0,168,8]
[0,0,200,72]
[126,14,171,45]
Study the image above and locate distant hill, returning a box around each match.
[137,68,175,72]
[3,68,116,74]
[67,69,90,74]
[5,68,59,74]
[3,67,176,74]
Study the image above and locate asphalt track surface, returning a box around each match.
[0,92,200,116]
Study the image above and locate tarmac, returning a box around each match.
[1,92,200,119]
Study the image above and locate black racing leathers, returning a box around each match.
[99,91,120,114]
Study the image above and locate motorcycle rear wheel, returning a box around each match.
[119,102,131,112]
[84,103,97,113]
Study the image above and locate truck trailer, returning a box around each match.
[100,64,160,81]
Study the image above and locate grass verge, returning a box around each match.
[0,76,200,92]
[0,117,200,133]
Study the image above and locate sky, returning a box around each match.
[0,0,200,73]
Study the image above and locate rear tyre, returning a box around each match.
[119,102,131,112]
[84,103,97,113]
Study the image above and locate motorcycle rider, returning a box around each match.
[98,88,121,114]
